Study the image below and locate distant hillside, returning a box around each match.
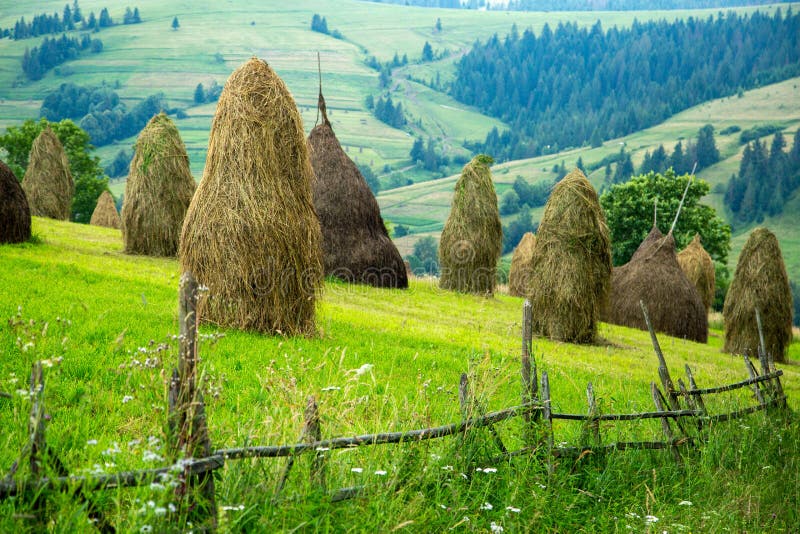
[367,0,789,8]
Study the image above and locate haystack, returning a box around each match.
[604,226,708,342]
[677,234,715,312]
[438,155,502,294]
[526,169,611,343]
[90,190,121,229]
[508,232,536,297]
[0,160,31,243]
[723,228,792,362]
[22,125,73,220]
[122,113,195,256]
[179,57,322,335]
[307,93,407,288]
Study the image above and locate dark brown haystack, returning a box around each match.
[0,159,31,243]
[605,226,708,342]
[179,57,323,335]
[508,232,536,297]
[677,234,715,312]
[307,94,407,288]
[723,228,792,362]
[90,190,121,229]
[438,155,502,295]
[527,169,611,343]
[22,126,74,220]
[122,112,195,256]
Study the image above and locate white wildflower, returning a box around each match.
[506,506,521,513]
[154,507,167,516]
[321,386,341,392]
[143,450,163,462]
[441,465,454,471]
[490,522,504,533]
[374,470,387,476]
[86,439,98,446]
[122,395,134,404]
[480,502,493,511]
[352,363,374,376]
[645,515,659,524]
[678,500,693,506]
[139,526,152,533]
[351,468,363,473]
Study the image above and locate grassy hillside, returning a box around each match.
[0,0,796,187]
[378,76,800,282]
[0,218,798,530]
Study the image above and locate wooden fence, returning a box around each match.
[0,273,788,531]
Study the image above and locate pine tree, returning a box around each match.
[133,8,141,23]
[171,16,179,30]
[695,124,720,169]
[99,8,112,27]
[194,83,205,104]
[422,41,433,62]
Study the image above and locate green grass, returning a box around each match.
[0,218,798,531]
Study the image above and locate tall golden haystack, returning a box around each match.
[526,169,611,343]
[90,190,121,229]
[122,112,195,256]
[508,232,536,297]
[179,57,323,335]
[1,159,31,243]
[677,234,715,312]
[723,228,792,362]
[604,226,708,343]
[22,125,74,220]
[307,92,407,288]
[438,155,502,295]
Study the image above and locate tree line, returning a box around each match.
[22,34,103,81]
[364,0,786,9]
[725,129,800,225]
[452,9,800,162]
[40,82,170,146]
[5,2,141,40]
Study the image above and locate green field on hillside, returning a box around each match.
[0,218,798,530]
[379,77,800,282]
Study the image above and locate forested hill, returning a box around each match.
[366,0,790,10]
[451,9,800,161]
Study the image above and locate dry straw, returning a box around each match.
[723,228,792,362]
[604,226,708,343]
[122,112,195,256]
[90,190,121,229]
[439,154,502,295]
[307,92,407,288]
[22,125,74,220]
[0,159,31,243]
[179,57,322,335]
[526,169,611,343]
[677,234,715,312]
[508,232,536,297]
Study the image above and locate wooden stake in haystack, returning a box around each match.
[179,57,323,335]
[123,112,196,256]
[307,58,407,288]
[439,154,502,295]
[508,232,536,297]
[526,169,612,343]
[89,190,121,229]
[22,125,74,220]
[723,228,793,362]
[0,159,31,243]
[677,234,715,312]
[604,169,708,342]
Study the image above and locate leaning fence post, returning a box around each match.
[743,355,766,407]
[755,308,787,407]
[651,383,681,463]
[640,301,680,411]
[306,396,326,490]
[584,382,601,448]
[541,371,553,472]
[521,300,538,414]
[174,271,217,530]
[684,365,708,417]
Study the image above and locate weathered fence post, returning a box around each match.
[684,365,708,417]
[306,396,326,490]
[651,383,680,463]
[755,308,786,407]
[585,382,601,448]
[541,371,553,472]
[743,355,766,407]
[172,271,217,530]
[640,301,680,411]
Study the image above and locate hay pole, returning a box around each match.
[639,300,680,411]
[173,272,217,531]
[742,355,766,407]
[541,371,554,473]
[681,370,783,396]
[549,409,700,421]
[651,383,681,463]
[585,383,601,447]
[668,162,697,236]
[755,308,786,405]
[702,397,787,423]
[553,438,694,458]
[316,52,328,126]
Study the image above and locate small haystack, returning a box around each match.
[0,159,31,243]
[723,228,792,362]
[22,126,74,220]
[677,234,715,312]
[508,232,536,297]
[308,92,407,288]
[605,226,708,342]
[526,169,611,343]
[122,113,195,256]
[438,155,502,295]
[179,57,322,335]
[90,190,121,229]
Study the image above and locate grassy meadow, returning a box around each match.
[0,218,798,531]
